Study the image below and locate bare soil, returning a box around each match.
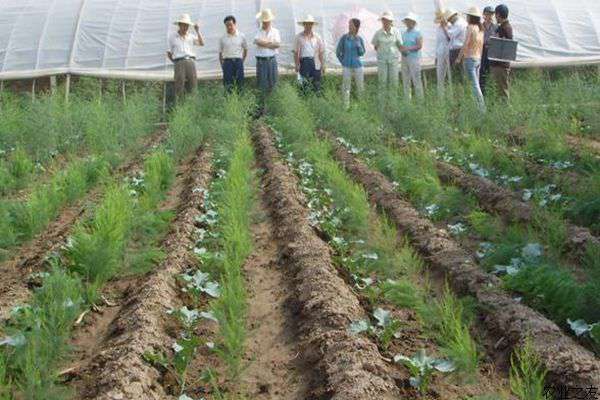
[327,134,600,389]
[566,134,600,155]
[254,123,401,399]
[236,185,311,399]
[72,146,213,400]
[260,125,512,399]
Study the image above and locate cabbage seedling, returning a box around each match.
[394,349,455,394]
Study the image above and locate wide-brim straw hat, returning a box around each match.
[403,12,419,23]
[256,8,275,22]
[465,6,482,18]
[297,14,318,25]
[173,13,194,26]
[379,11,395,21]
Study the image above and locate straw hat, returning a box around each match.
[173,13,194,26]
[403,12,419,23]
[256,9,275,22]
[446,9,458,19]
[434,9,445,22]
[297,14,318,25]
[379,11,395,21]
[465,6,482,18]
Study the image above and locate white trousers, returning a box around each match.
[342,67,364,108]
[377,60,399,89]
[436,52,452,96]
[401,57,424,100]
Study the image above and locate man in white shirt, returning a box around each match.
[294,15,325,93]
[167,14,204,101]
[435,10,452,95]
[219,15,248,92]
[445,10,467,74]
[254,9,281,97]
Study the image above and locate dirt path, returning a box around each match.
[254,122,401,399]
[326,134,600,390]
[70,146,212,400]
[0,129,167,321]
[236,186,310,399]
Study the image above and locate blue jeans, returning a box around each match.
[222,58,244,91]
[464,58,485,111]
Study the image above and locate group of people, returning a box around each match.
[435,4,514,110]
[167,5,514,110]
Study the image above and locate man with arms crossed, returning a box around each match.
[254,9,281,98]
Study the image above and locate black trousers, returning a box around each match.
[222,58,244,91]
[449,48,463,82]
[480,47,491,94]
[299,57,322,93]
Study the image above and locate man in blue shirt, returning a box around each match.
[401,13,424,100]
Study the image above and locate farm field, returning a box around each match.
[0,70,599,400]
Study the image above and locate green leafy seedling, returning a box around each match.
[394,349,455,395]
[372,307,402,350]
[509,339,549,400]
[379,319,402,350]
[173,336,201,392]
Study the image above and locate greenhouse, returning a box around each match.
[0,0,599,81]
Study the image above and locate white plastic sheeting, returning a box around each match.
[0,0,599,81]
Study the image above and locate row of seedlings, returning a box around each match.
[0,89,161,260]
[162,93,257,399]
[308,88,600,353]
[371,77,600,238]
[0,80,160,197]
[267,84,520,399]
[324,125,600,394]
[0,93,211,398]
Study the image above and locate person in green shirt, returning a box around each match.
[371,11,403,92]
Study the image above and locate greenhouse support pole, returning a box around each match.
[65,74,71,103]
[162,82,167,117]
[121,80,126,102]
[31,79,36,101]
[50,76,57,95]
